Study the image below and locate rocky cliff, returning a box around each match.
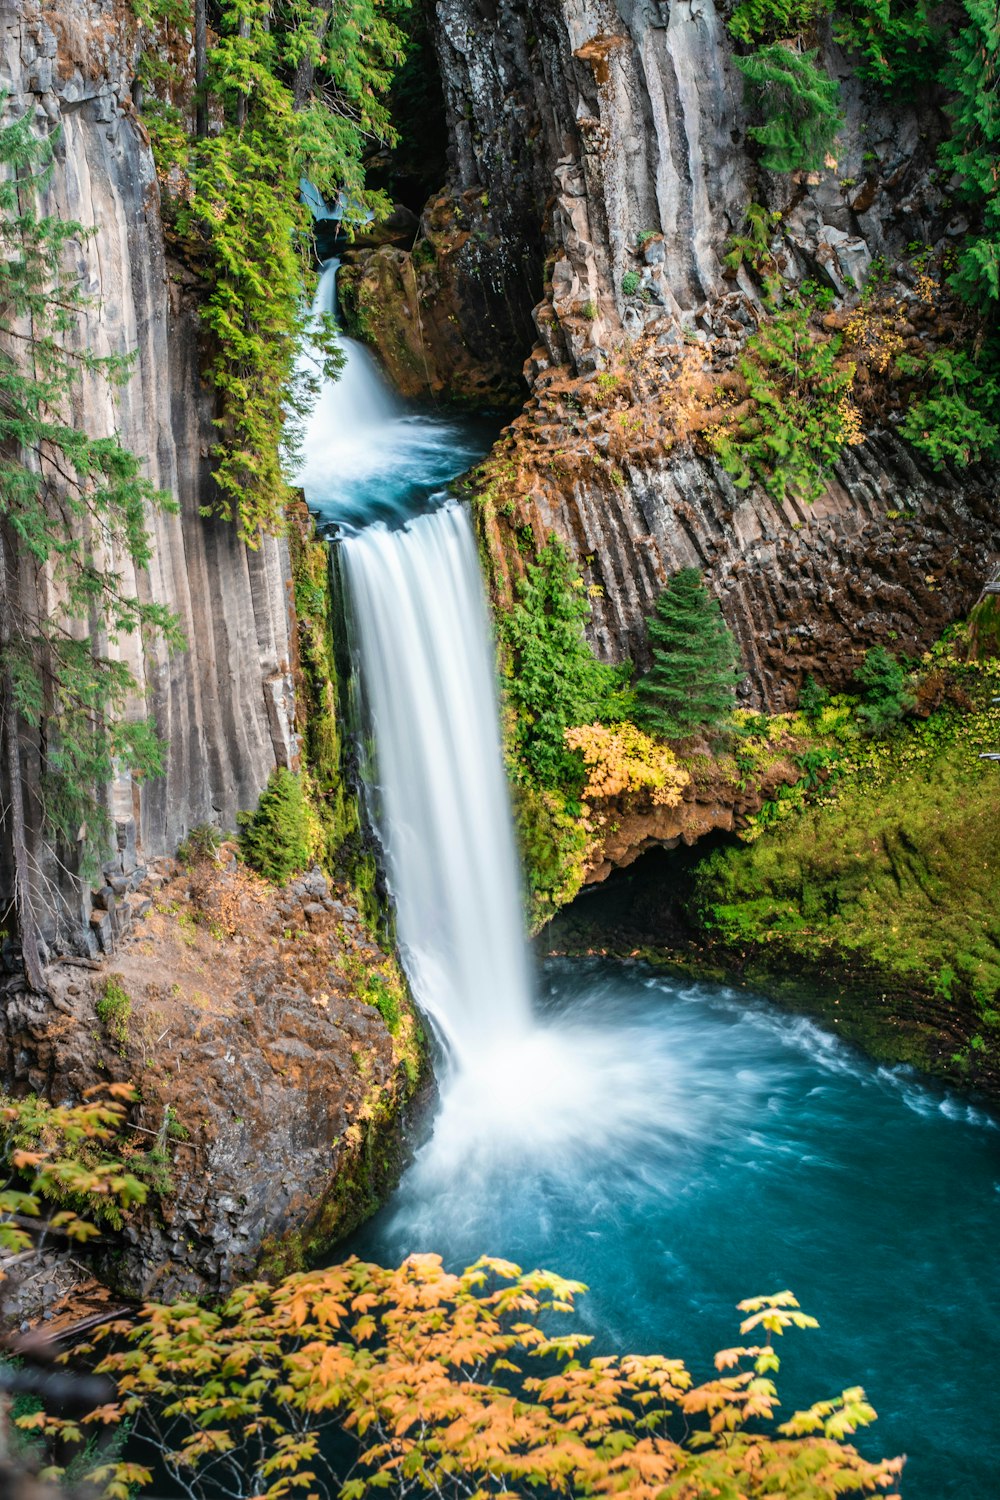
[346,0,997,708]
[1,1,297,951]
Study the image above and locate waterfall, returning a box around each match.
[341,509,533,1064]
[296,262,533,1069]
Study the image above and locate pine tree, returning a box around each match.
[735,44,842,173]
[0,108,180,983]
[635,570,742,739]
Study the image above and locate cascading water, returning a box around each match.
[339,506,533,1066]
[296,262,1000,1500]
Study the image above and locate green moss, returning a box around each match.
[689,660,1000,1089]
[513,785,591,934]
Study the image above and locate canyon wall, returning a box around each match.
[1,1,297,949]
[418,0,997,705]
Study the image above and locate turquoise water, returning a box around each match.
[351,960,1000,1499]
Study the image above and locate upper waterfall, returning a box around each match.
[297,261,533,1065]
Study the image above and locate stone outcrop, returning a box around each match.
[420,0,997,702]
[0,856,423,1299]
[583,744,801,883]
[1,1,298,950]
[338,187,535,407]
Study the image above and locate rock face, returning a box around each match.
[0,858,422,1299]
[0,1,297,947]
[425,0,998,701]
[338,187,535,406]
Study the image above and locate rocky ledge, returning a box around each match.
[0,854,423,1302]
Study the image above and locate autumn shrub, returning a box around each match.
[564,721,690,804]
[51,1263,903,1500]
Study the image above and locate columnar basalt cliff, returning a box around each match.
[1,1,297,951]
[399,0,998,706]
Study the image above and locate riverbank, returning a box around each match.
[545,644,1000,1100]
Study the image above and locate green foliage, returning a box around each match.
[0,1086,148,1246]
[513,784,592,932]
[238,767,318,884]
[176,823,223,865]
[361,973,402,1034]
[621,270,641,296]
[853,645,910,733]
[832,0,941,91]
[690,650,1000,1079]
[710,284,858,502]
[135,0,405,539]
[723,202,784,303]
[735,44,842,172]
[940,0,1000,308]
[96,976,133,1054]
[635,569,742,739]
[0,110,180,875]
[897,344,1000,467]
[502,540,631,792]
[799,673,830,721]
[729,0,829,44]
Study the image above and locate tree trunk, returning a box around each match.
[0,528,45,995]
[234,12,252,130]
[293,0,333,107]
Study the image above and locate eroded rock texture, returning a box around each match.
[419,0,998,701]
[1,1,297,947]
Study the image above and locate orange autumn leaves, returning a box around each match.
[564,721,690,806]
[43,1257,905,1500]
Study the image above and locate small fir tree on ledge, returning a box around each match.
[635,568,742,739]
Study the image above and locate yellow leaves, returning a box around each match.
[564,721,690,805]
[58,1267,900,1500]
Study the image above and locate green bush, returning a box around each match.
[897,346,1000,469]
[502,539,632,792]
[238,768,317,884]
[621,271,641,297]
[940,0,1000,310]
[635,569,742,739]
[832,0,941,91]
[729,0,829,44]
[735,44,842,173]
[710,284,856,503]
[177,824,222,865]
[854,646,910,734]
[96,976,132,1054]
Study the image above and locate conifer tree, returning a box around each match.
[735,44,842,173]
[0,109,180,983]
[635,569,742,739]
